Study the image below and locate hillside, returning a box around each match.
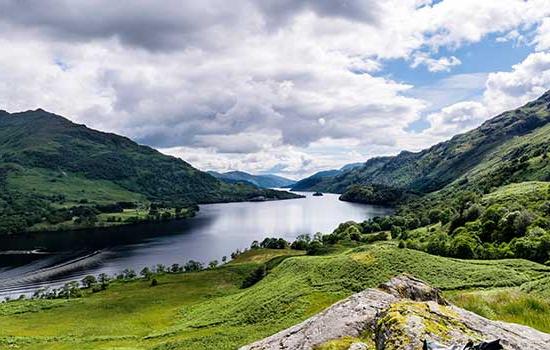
[209,170,296,188]
[0,109,300,234]
[291,163,364,191]
[0,243,548,350]
[293,91,550,196]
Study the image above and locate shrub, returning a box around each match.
[449,232,478,259]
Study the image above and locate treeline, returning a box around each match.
[8,258,221,302]
[0,184,198,235]
[243,229,390,257]
[339,184,412,205]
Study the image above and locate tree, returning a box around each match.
[291,234,311,250]
[390,225,402,239]
[511,227,550,263]
[170,263,181,273]
[221,256,227,263]
[464,204,483,222]
[439,208,453,225]
[260,237,289,249]
[449,232,477,259]
[81,275,97,288]
[184,260,204,272]
[313,232,323,242]
[497,210,533,241]
[426,232,450,256]
[123,269,136,279]
[140,267,153,280]
[231,249,241,259]
[306,240,324,255]
[155,264,166,273]
[208,260,218,269]
[428,209,441,224]
[60,281,82,299]
[98,273,110,289]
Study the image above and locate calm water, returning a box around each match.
[0,192,391,298]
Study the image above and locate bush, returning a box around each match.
[449,232,478,259]
[306,241,324,255]
[184,260,204,272]
[260,237,289,249]
[426,232,450,256]
[362,231,389,244]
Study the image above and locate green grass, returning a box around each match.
[228,248,305,265]
[1,244,548,350]
[521,276,550,298]
[8,167,146,205]
[447,288,550,333]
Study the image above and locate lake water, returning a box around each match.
[0,192,392,298]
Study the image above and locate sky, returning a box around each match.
[0,0,549,179]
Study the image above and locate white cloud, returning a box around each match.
[534,17,550,51]
[426,101,487,136]
[496,30,526,46]
[424,51,550,137]
[411,53,462,72]
[0,1,549,177]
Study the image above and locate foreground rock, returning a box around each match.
[240,275,550,350]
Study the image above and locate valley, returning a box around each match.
[0,92,548,349]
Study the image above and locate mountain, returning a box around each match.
[208,171,296,188]
[295,90,550,197]
[291,163,363,191]
[0,109,300,234]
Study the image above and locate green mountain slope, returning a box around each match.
[297,91,550,195]
[209,170,296,188]
[0,109,299,234]
[290,163,364,191]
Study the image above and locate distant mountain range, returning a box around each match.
[290,163,363,191]
[292,90,550,200]
[208,171,296,188]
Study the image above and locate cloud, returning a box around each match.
[0,1,549,177]
[411,53,462,72]
[426,101,487,136]
[424,51,550,137]
[496,30,526,46]
[533,18,550,51]
[407,73,489,113]
[0,0,259,51]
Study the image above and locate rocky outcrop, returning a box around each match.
[240,275,550,350]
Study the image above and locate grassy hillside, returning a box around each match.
[295,90,550,196]
[0,243,548,350]
[0,109,300,234]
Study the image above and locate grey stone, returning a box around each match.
[349,343,368,350]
